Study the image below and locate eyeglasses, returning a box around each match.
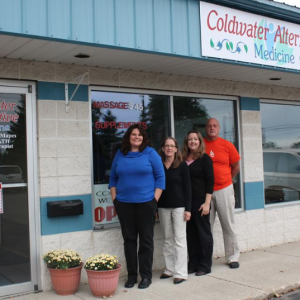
[164,145,176,148]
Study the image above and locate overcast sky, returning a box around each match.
[274,0,300,8]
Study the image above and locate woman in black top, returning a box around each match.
[158,137,192,284]
[182,130,214,276]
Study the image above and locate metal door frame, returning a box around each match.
[0,80,41,297]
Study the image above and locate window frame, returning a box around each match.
[170,94,243,211]
[89,86,243,230]
[261,99,300,207]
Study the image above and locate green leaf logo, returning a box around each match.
[226,42,230,50]
[244,45,248,53]
[210,39,214,48]
[229,42,233,50]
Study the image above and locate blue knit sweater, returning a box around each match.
[109,146,165,203]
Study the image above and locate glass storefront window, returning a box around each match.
[0,92,30,287]
[173,96,241,208]
[261,102,300,204]
[0,94,27,183]
[91,91,170,227]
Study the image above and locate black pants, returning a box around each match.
[186,198,213,273]
[114,198,157,280]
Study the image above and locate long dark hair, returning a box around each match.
[182,130,205,160]
[158,137,182,168]
[121,124,149,155]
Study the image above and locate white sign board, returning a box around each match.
[0,183,3,214]
[200,2,300,70]
[93,184,119,226]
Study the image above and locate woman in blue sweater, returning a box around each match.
[109,124,165,289]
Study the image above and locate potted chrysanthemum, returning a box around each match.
[43,249,83,295]
[84,254,121,297]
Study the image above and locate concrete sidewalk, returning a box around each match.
[4,241,300,300]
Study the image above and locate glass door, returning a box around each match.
[0,83,39,296]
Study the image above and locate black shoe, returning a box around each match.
[138,278,152,289]
[229,262,239,269]
[195,271,210,276]
[188,269,196,274]
[124,278,137,288]
[160,273,172,279]
[174,278,185,284]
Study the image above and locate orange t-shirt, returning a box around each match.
[204,137,240,191]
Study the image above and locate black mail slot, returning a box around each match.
[47,200,83,218]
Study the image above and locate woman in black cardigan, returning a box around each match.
[158,137,192,284]
[182,130,214,276]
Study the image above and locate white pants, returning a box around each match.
[158,207,188,279]
[210,184,240,263]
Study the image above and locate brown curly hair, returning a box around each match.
[121,124,149,155]
[182,130,205,160]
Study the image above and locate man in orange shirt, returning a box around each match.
[204,118,240,269]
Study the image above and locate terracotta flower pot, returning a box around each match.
[85,264,122,297]
[48,263,83,295]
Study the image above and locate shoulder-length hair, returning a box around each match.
[182,130,205,160]
[121,124,149,155]
[158,137,182,168]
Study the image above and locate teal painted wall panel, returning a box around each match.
[38,81,89,102]
[172,0,189,55]
[154,0,172,53]
[23,0,47,36]
[94,0,115,45]
[188,0,201,57]
[244,181,265,210]
[240,97,260,111]
[47,0,71,39]
[135,0,154,51]
[41,194,93,235]
[0,0,22,33]
[0,0,202,57]
[71,0,94,43]
[115,0,135,48]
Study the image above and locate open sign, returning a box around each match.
[93,184,119,225]
[94,206,118,223]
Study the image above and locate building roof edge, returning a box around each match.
[204,0,300,24]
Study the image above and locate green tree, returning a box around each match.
[91,105,122,184]
[139,95,210,150]
[174,97,210,135]
[291,140,300,149]
[262,128,278,149]
[140,95,169,149]
[263,141,278,149]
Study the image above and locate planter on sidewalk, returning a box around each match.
[43,249,83,296]
[48,264,83,295]
[84,254,121,297]
[85,264,122,297]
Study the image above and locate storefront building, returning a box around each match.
[1,0,300,296]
